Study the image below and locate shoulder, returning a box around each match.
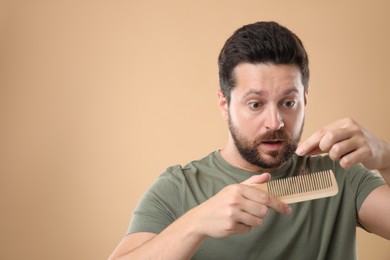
[157,151,218,186]
[165,152,217,175]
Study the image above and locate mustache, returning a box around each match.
[253,129,289,145]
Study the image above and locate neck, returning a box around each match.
[219,148,259,172]
[220,139,287,173]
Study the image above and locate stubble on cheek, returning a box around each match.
[228,115,304,169]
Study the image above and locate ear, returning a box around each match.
[217,90,229,121]
[304,89,308,106]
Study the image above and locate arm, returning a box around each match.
[296,117,390,239]
[108,232,157,260]
[358,185,390,240]
[108,219,204,260]
[108,174,292,259]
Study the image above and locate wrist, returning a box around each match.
[177,208,208,241]
[377,140,390,171]
[376,140,390,184]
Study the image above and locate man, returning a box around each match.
[109,21,390,259]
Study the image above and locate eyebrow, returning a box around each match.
[242,87,299,98]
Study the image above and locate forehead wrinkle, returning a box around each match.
[282,87,300,96]
[242,89,266,98]
[232,63,304,101]
[242,87,299,99]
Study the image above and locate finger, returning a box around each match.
[239,198,270,218]
[241,183,273,205]
[242,182,292,215]
[265,195,292,215]
[327,136,359,161]
[296,130,325,156]
[297,127,353,156]
[231,222,254,234]
[300,147,323,156]
[297,118,361,156]
[236,211,264,228]
[241,173,271,185]
[339,145,372,168]
[243,186,292,215]
[319,129,354,153]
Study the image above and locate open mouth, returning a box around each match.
[260,140,284,151]
[262,140,283,144]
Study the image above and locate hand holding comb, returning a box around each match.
[251,170,338,204]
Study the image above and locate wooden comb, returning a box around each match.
[251,170,338,204]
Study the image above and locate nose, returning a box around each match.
[264,106,284,130]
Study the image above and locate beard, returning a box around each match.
[228,116,304,170]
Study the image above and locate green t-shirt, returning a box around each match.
[128,151,385,260]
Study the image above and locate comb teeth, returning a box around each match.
[267,170,334,197]
[251,170,338,204]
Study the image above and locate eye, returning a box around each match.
[283,100,296,109]
[248,101,262,110]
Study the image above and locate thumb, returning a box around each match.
[241,173,271,185]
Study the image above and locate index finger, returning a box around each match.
[245,185,292,215]
[266,193,293,215]
[296,130,325,156]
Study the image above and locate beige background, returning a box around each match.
[0,0,389,259]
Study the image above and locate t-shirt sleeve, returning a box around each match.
[343,163,386,213]
[127,168,183,235]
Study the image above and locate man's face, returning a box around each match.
[220,63,307,171]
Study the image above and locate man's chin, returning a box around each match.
[259,149,284,160]
[256,150,292,169]
[258,159,285,170]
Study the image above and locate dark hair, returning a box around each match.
[218,21,309,102]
